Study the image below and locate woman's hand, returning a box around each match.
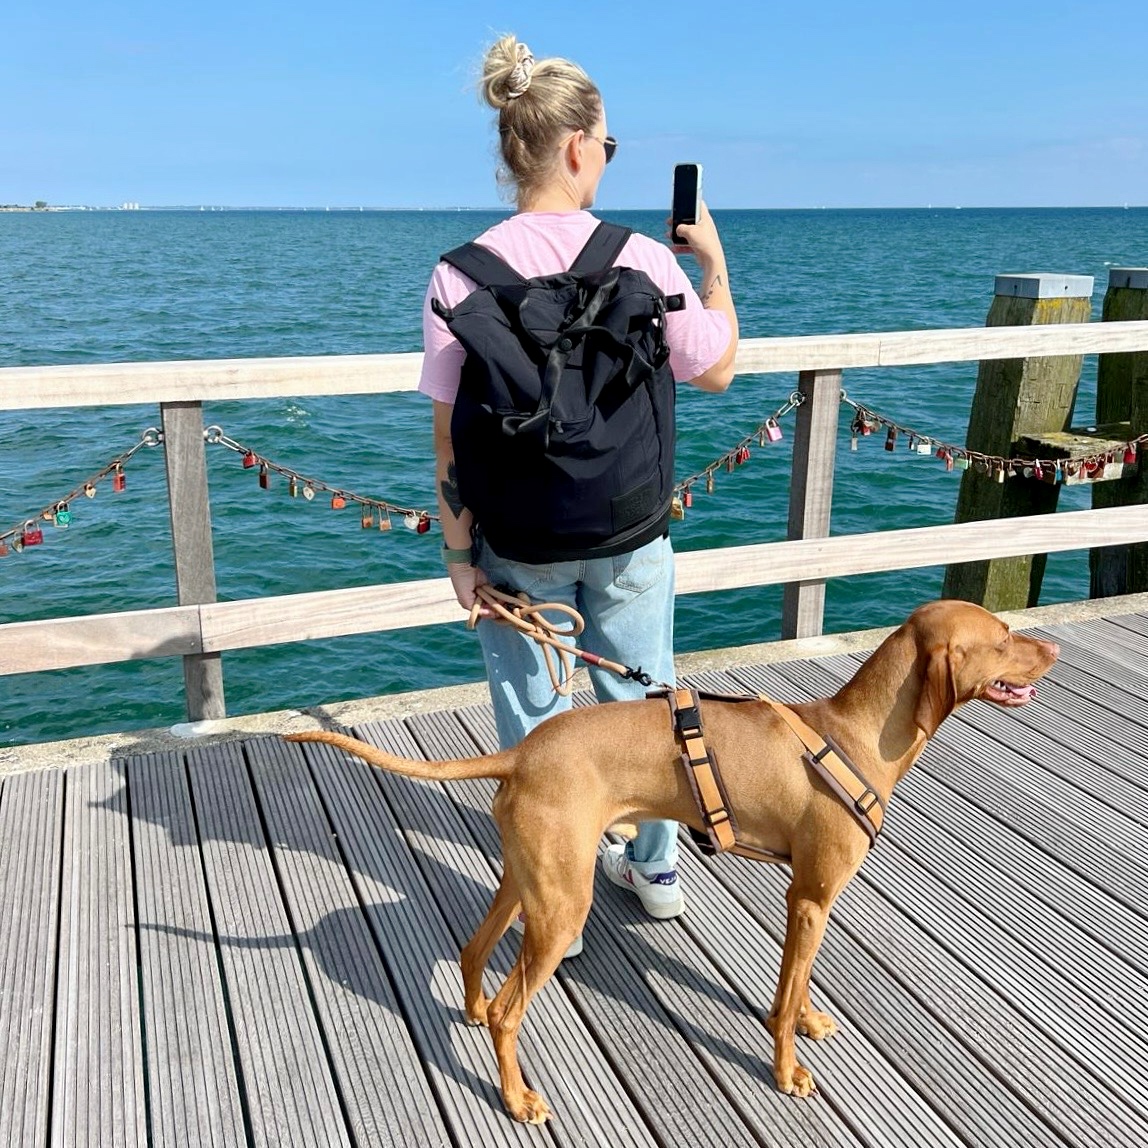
[447,562,494,616]
[668,200,723,265]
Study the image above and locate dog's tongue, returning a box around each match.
[1003,681,1036,701]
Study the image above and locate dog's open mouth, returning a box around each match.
[982,679,1037,706]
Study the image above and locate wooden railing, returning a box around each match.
[4,319,1148,722]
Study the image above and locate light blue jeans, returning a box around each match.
[475,532,680,876]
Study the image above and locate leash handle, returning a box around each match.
[468,583,665,696]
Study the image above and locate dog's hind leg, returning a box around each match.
[486,869,593,1123]
[461,868,522,1027]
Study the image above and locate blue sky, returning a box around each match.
[3,0,1144,209]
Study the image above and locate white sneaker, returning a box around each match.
[510,913,583,959]
[601,843,685,920]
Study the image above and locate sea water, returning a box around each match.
[1,207,1145,745]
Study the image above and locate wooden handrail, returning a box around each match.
[4,503,1147,677]
[5,321,1148,409]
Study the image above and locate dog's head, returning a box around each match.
[906,600,1059,738]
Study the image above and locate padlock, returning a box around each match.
[1033,462,1044,481]
[288,476,299,498]
[916,440,932,456]
[956,455,970,471]
[302,484,316,501]
[995,465,1005,484]
[0,539,8,557]
[907,435,917,452]
[112,466,126,492]
[1054,463,1063,482]
[378,512,392,532]
[860,418,873,436]
[945,452,955,473]
[884,426,897,452]
[706,472,715,494]
[41,508,54,522]
[416,513,431,534]
[330,493,346,510]
[21,520,44,546]
[83,482,97,499]
[258,464,271,490]
[53,502,72,527]
[683,486,693,508]
[765,418,783,443]
[242,451,257,469]
[404,512,420,531]
[670,495,684,521]
[737,446,750,466]
[361,507,374,529]
[758,428,768,447]
[726,455,735,474]
[1124,445,1138,465]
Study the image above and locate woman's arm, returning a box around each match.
[433,399,490,612]
[673,201,739,392]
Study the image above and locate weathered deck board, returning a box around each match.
[0,770,63,1148]
[3,607,1148,1147]
[128,751,247,1148]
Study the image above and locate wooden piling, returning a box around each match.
[942,274,1092,610]
[1090,268,1148,597]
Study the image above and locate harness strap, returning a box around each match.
[668,688,791,865]
[762,699,885,846]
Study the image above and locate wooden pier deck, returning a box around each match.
[3,607,1148,1148]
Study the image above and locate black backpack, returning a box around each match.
[432,222,684,563]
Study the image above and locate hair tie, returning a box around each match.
[506,44,535,100]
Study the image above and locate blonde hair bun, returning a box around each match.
[482,35,535,109]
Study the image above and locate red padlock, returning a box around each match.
[683,487,693,508]
[112,466,126,492]
[0,539,8,557]
[1124,445,1138,465]
[416,513,431,534]
[242,451,257,469]
[21,520,44,547]
[258,464,271,490]
[330,494,346,510]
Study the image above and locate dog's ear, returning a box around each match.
[914,644,960,737]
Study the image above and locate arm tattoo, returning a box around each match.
[700,273,724,306]
[440,459,465,519]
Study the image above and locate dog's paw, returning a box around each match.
[465,997,490,1027]
[797,1008,839,1040]
[507,1089,552,1124]
[777,1064,817,1098]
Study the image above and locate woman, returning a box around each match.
[419,34,738,939]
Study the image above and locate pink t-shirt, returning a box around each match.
[418,211,731,403]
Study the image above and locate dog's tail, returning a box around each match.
[283,730,513,781]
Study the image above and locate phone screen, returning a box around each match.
[672,164,701,242]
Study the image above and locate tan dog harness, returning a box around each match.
[665,687,885,864]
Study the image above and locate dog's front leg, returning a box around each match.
[767,880,834,1097]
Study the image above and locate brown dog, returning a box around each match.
[286,599,1058,1123]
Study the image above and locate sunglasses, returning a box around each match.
[588,134,618,164]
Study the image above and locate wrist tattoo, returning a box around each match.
[700,273,724,305]
[441,460,465,519]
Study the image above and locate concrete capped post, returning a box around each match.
[1090,268,1148,597]
[942,273,1092,611]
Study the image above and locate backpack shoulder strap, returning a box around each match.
[439,242,527,289]
[568,221,633,274]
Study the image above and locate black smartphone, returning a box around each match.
[671,163,703,244]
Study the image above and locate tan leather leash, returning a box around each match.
[467,583,664,696]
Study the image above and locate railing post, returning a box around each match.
[1090,268,1148,597]
[160,401,225,721]
[942,273,1092,611]
[781,368,842,639]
